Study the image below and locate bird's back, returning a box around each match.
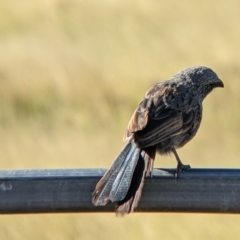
[127,79,203,153]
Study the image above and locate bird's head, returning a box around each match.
[179,66,224,99]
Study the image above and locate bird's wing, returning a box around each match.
[124,82,198,148]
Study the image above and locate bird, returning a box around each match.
[92,66,224,216]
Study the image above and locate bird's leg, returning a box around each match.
[172,148,191,180]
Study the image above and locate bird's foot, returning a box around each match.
[175,162,191,181]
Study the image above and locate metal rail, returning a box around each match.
[0,168,240,214]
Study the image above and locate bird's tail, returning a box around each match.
[92,139,156,216]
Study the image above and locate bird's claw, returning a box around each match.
[175,163,191,181]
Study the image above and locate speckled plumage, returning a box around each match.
[92,66,224,215]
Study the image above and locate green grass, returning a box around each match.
[0,0,240,239]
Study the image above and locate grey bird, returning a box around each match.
[92,66,224,216]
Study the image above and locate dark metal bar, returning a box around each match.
[0,168,240,214]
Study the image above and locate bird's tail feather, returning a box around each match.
[92,139,156,215]
[92,139,138,206]
[115,145,156,216]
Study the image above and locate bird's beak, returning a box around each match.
[217,79,224,88]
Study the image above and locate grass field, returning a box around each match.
[0,0,240,239]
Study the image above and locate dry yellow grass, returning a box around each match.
[0,0,240,239]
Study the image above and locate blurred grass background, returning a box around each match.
[0,0,240,239]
